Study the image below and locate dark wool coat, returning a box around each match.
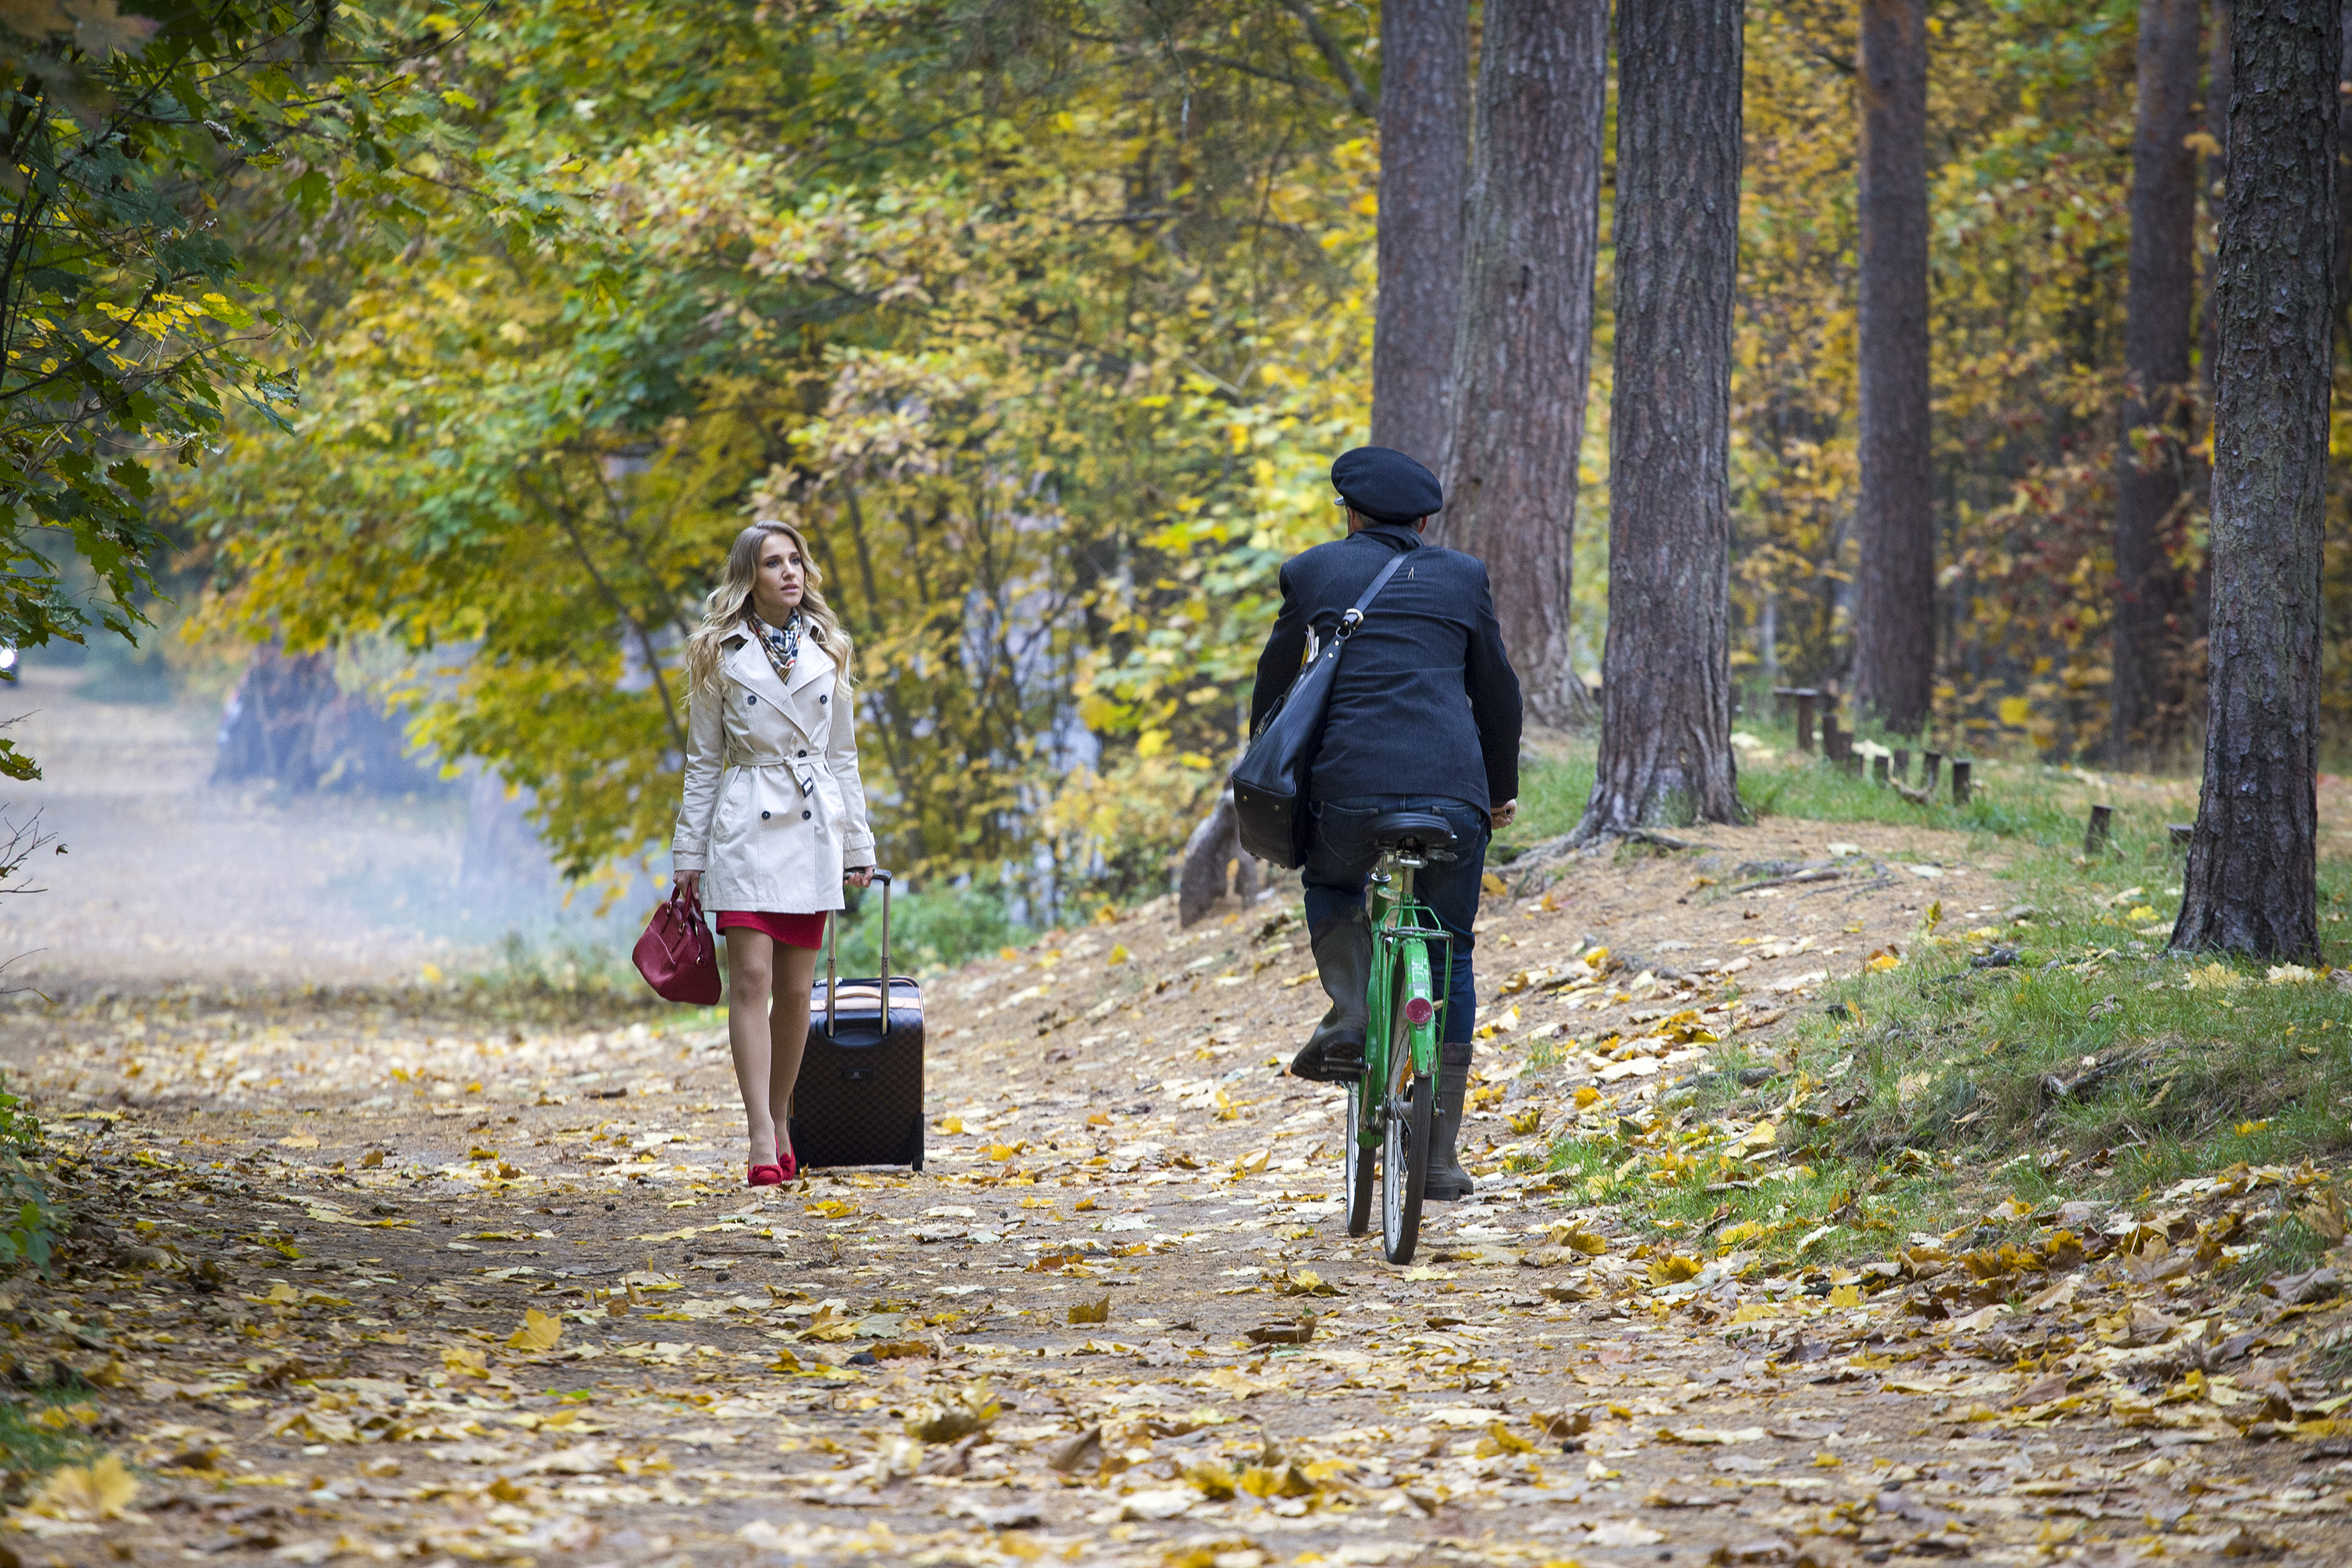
[1247,524,1523,810]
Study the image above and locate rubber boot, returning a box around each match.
[1423,1043,1477,1200]
[1289,909,1370,1083]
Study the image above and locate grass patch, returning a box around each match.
[1530,715,2352,1267]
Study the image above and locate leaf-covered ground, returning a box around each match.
[3,813,2350,1568]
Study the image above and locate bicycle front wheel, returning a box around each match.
[1344,1079,1376,1236]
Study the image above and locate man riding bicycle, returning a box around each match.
[1249,446,1523,1202]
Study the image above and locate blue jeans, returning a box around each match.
[1302,794,1491,1047]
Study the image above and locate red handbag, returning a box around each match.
[633,887,722,1005]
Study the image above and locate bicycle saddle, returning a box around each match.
[1367,811,1458,860]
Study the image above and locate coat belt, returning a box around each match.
[726,753,828,771]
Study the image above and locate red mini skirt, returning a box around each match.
[713,910,829,949]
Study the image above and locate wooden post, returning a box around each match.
[1922,750,1944,789]
[2083,804,2113,855]
[1841,753,1864,777]
[1822,710,1846,760]
[1951,760,1973,806]
[1872,754,1891,786]
[1891,747,1911,782]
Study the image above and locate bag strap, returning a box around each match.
[1331,551,1409,648]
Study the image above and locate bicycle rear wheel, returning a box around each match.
[1343,1080,1375,1236]
[1380,946,1433,1264]
[1381,1074,1431,1264]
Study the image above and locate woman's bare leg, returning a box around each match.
[768,942,821,1162]
[724,931,782,1167]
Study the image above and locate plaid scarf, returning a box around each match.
[748,610,803,684]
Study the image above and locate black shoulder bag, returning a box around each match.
[1229,552,1408,869]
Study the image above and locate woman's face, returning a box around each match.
[750,533,805,619]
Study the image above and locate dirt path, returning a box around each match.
[1,816,2347,1567]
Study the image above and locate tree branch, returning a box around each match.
[1277,0,1376,119]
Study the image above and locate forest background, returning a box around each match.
[0,0,2319,935]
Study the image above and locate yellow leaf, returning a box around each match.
[1865,952,1900,973]
[31,1455,139,1520]
[1068,1294,1111,1325]
[805,1199,857,1218]
[1998,696,2033,728]
[1548,1225,1610,1255]
[934,1116,964,1134]
[1729,1301,1782,1323]
[1646,1254,1700,1286]
[506,1308,563,1352]
[278,1133,319,1149]
[1108,944,1129,964]
[1475,1421,1537,1457]
[1828,1284,1864,1308]
[1481,872,1508,896]
[360,1150,385,1169]
[442,1345,490,1377]
[1573,1086,1601,1109]
[265,1282,299,1304]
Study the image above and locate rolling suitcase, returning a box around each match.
[788,869,925,1172]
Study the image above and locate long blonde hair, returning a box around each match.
[686,521,855,695]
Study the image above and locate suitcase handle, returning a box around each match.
[825,867,894,1034]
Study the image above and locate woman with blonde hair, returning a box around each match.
[673,520,874,1185]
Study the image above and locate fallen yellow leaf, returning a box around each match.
[506,1308,563,1353]
[31,1455,139,1520]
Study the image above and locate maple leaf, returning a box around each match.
[31,1454,139,1519]
[506,1308,562,1352]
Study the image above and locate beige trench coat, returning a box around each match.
[671,633,874,913]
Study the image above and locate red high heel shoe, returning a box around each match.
[747,1163,786,1187]
[775,1150,798,1183]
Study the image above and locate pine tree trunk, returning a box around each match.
[1430,0,1607,729]
[1577,0,1745,837]
[2113,0,2205,766]
[2336,0,2352,333]
[2172,0,2339,962]
[1850,0,1936,736]
[2202,0,2232,392]
[1369,0,1472,468]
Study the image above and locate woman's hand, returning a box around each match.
[1488,798,1518,832]
[844,866,874,889]
[673,869,702,902]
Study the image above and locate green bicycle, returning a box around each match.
[1341,812,1458,1264]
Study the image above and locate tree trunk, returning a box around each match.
[2202,0,2232,392]
[1430,0,1608,729]
[2336,0,2352,335]
[1576,0,1745,837]
[1850,0,1936,736]
[2172,0,2339,963]
[2112,0,2205,766]
[1369,0,1472,469]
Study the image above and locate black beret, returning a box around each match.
[1331,446,1442,524]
